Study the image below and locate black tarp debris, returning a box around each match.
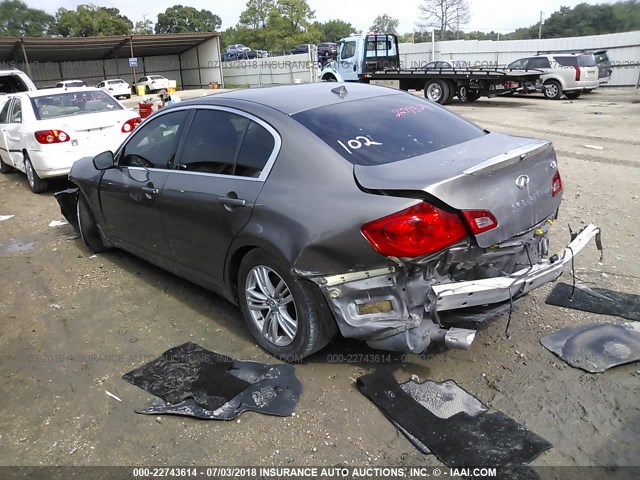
[357,370,552,467]
[540,322,640,373]
[123,343,301,419]
[545,282,640,321]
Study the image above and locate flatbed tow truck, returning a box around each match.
[319,33,543,105]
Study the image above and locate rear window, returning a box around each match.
[0,74,29,94]
[31,90,122,120]
[578,54,597,67]
[292,94,485,166]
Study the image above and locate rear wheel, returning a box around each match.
[77,194,110,253]
[543,80,562,100]
[457,85,480,103]
[24,153,48,193]
[238,249,336,360]
[566,91,582,100]
[0,157,13,173]
[424,79,450,104]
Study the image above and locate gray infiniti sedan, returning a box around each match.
[58,83,600,360]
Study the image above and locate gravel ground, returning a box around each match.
[0,87,638,475]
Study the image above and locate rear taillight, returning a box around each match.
[574,66,581,81]
[551,170,563,196]
[461,210,499,235]
[34,130,70,144]
[361,202,468,257]
[122,117,142,133]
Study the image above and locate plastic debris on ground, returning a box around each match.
[357,369,551,468]
[123,342,301,420]
[545,282,640,321]
[540,322,640,373]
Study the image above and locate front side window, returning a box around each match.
[340,41,356,60]
[508,59,525,69]
[293,93,485,166]
[178,109,248,175]
[121,110,189,169]
[0,100,12,123]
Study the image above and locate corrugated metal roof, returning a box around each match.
[0,33,219,63]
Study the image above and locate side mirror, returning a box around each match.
[93,150,115,170]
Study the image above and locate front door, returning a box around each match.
[336,40,358,81]
[99,109,190,261]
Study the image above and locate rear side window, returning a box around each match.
[293,94,485,166]
[235,121,275,177]
[554,56,578,67]
[529,57,551,69]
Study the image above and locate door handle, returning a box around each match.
[142,186,159,195]
[218,197,246,207]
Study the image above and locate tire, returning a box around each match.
[543,80,562,100]
[145,86,151,94]
[457,85,480,103]
[424,79,450,104]
[238,249,336,361]
[0,156,13,173]
[322,75,337,82]
[125,94,131,99]
[446,81,456,103]
[23,153,48,193]
[77,194,110,253]
[566,91,582,100]
[584,89,595,94]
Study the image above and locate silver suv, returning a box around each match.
[507,54,599,99]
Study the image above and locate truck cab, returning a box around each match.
[320,34,399,82]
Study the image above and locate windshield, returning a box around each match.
[292,93,485,166]
[31,90,122,120]
[0,74,30,94]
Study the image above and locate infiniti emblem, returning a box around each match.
[516,175,530,189]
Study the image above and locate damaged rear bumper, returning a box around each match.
[429,224,601,313]
[315,224,602,354]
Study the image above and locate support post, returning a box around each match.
[20,38,32,78]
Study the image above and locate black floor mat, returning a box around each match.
[541,322,640,372]
[545,282,640,321]
[357,370,552,467]
[122,342,250,411]
[137,362,301,420]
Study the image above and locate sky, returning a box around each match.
[27,0,618,34]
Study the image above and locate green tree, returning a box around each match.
[239,0,275,29]
[316,19,357,42]
[0,0,55,36]
[370,14,399,34]
[55,4,133,37]
[133,19,154,35]
[155,5,221,34]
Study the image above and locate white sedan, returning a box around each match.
[0,88,141,193]
[97,79,131,99]
[137,75,170,94]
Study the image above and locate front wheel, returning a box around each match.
[145,86,151,94]
[238,249,336,360]
[24,153,48,193]
[77,194,110,253]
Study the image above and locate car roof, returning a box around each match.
[26,87,103,97]
[183,82,402,115]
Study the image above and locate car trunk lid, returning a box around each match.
[353,132,562,247]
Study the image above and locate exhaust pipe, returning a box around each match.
[432,327,476,350]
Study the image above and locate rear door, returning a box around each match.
[161,107,279,288]
[99,109,190,260]
[3,97,25,169]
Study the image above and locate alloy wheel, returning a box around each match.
[245,266,298,347]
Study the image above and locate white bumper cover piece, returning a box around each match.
[430,224,601,312]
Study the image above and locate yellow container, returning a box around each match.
[136,84,146,96]
[167,87,176,94]
[169,80,177,89]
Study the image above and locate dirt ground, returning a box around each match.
[1,88,639,475]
